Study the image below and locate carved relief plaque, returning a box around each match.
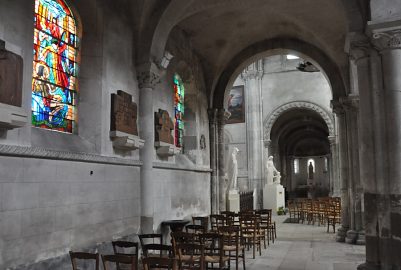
[110,90,138,135]
[155,109,174,144]
[0,40,23,107]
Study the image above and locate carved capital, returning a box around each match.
[328,135,337,145]
[331,100,345,115]
[136,62,161,89]
[340,95,360,112]
[241,60,264,81]
[217,109,231,125]
[345,32,372,61]
[368,21,401,51]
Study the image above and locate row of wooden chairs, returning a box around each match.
[288,197,341,232]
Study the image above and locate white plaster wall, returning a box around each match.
[0,156,141,269]
[261,56,332,120]
[152,168,210,229]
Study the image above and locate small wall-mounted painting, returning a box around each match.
[227,85,245,124]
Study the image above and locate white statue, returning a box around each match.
[265,155,280,186]
[227,147,239,192]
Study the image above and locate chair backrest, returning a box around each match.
[142,243,174,258]
[102,254,137,270]
[185,224,205,234]
[192,216,209,231]
[142,256,178,270]
[69,251,99,270]
[139,234,163,247]
[210,214,225,231]
[218,225,240,246]
[174,242,205,270]
[112,240,139,255]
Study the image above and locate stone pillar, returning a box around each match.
[328,135,340,197]
[341,96,362,244]
[332,101,350,242]
[208,108,219,214]
[358,22,401,269]
[137,63,160,233]
[242,60,264,209]
[217,108,230,212]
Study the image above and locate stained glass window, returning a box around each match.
[173,74,184,147]
[32,0,80,133]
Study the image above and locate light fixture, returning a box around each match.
[158,51,174,69]
[286,54,299,60]
[296,61,319,72]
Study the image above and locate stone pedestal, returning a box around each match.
[227,190,240,212]
[0,103,27,130]
[263,184,285,213]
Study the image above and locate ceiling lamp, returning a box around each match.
[296,61,319,72]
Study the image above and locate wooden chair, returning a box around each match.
[102,254,137,270]
[186,224,206,234]
[218,225,245,270]
[174,242,205,270]
[69,251,99,270]
[142,256,178,270]
[112,241,139,270]
[201,232,229,270]
[142,243,174,258]
[239,213,262,259]
[192,216,209,232]
[209,215,226,232]
[139,234,163,246]
[287,200,299,223]
[325,202,338,233]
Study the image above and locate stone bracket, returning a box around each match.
[110,131,144,150]
[155,141,180,157]
[0,103,28,130]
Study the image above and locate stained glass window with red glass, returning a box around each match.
[173,74,184,147]
[32,0,80,133]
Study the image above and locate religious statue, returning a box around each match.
[308,161,314,179]
[227,147,239,192]
[265,155,280,186]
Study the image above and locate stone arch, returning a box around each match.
[211,38,348,108]
[263,101,335,141]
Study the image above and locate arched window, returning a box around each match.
[293,158,299,174]
[32,0,80,133]
[173,73,184,147]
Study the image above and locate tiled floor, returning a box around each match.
[237,216,365,270]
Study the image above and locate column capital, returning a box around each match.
[217,108,231,125]
[136,62,161,89]
[340,95,360,112]
[345,32,372,62]
[331,100,345,115]
[241,59,264,81]
[367,20,401,51]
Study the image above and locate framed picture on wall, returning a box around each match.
[227,85,245,124]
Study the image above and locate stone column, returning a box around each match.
[358,23,401,269]
[332,101,350,242]
[328,135,340,197]
[341,96,362,244]
[242,60,264,209]
[208,108,219,214]
[217,108,230,212]
[137,63,160,233]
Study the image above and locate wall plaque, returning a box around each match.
[110,90,138,135]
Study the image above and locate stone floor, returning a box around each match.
[237,216,366,270]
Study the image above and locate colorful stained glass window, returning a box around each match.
[32,0,80,133]
[173,74,184,147]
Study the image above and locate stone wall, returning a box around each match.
[0,1,211,269]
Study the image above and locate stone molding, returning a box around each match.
[153,162,212,173]
[340,95,360,111]
[346,33,372,62]
[0,144,143,166]
[263,101,335,141]
[241,60,264,80]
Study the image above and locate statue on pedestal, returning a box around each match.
[227,147,239,192]
[265,155,280,187]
